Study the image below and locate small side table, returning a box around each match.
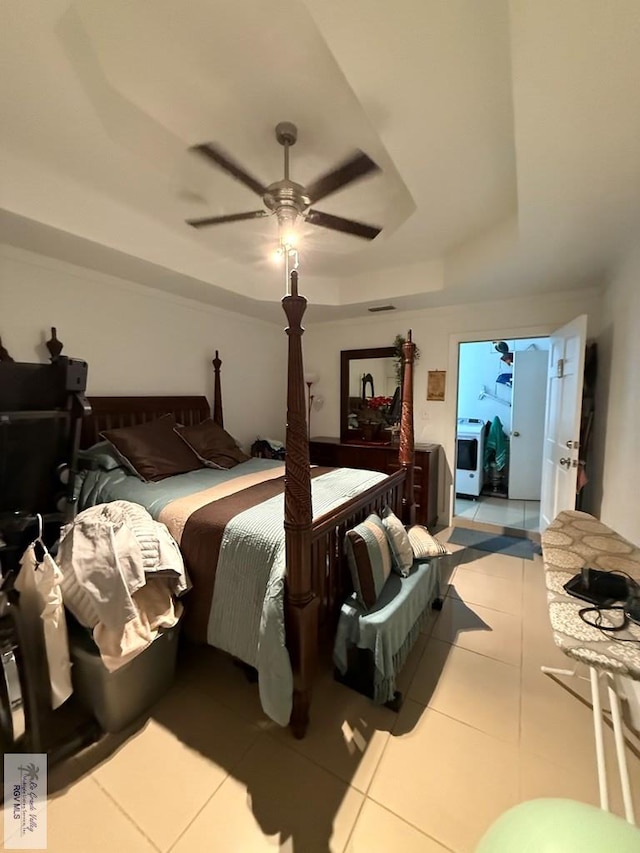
[541,510,640,825]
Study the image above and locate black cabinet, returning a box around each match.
[309,437,440,528]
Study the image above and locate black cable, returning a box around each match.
[599,568,640,587]
[578,604,640,643]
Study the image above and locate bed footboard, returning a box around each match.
[310,469,405,631]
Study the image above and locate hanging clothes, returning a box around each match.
[484,416,509,472]
[15,544,73,710]
[57,501,188,672]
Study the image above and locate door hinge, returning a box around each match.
[557,358,564,379]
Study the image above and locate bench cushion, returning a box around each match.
[381,506,413,576]
[408,524,451,559]
[345,513,393,609]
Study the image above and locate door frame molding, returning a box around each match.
[444,323,555,527]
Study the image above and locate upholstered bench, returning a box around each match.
[333,558,442,709]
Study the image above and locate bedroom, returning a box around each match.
[2,1,640,852]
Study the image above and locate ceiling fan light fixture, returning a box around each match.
[276,205,300,249]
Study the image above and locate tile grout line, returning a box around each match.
[447,590,522,619]
[164,727,271,853]
[261,727,373,795]
[338,795,366,853]
[89,775,163,853]
[189,666,410,800]
[405,700,522,751]
[361,797,458,853]
[427,632,522,669]
[164,774,231,853]
[99,707,263,853]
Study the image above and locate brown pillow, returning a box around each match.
[175,418,250,469]
[101,414,202,482]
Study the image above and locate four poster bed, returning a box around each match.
[77,271,417,737]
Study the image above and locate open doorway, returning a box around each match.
[454,336,549,535]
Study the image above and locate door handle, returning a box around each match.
[512,431,520,437]
[559,457,571,468]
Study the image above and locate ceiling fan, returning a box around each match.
[185,121,382,242]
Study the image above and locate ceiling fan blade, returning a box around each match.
[305,209,381,240]
[306,151,380,204]
[186,210,269,228]
[190,143,268,197]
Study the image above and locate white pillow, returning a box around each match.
[381,506,413,577]
[408,525,451,559]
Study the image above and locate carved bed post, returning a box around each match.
[281,270,318,739]
[399,330,416,526]
[212,350,224,427]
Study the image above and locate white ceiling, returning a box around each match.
[1,1,640,323]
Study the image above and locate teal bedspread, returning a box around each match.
[209,466,388,726]
[76,458,284,517]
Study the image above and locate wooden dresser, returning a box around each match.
[309,437,440,528]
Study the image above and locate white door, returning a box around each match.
[540,315,587,530]
[509,350,548,500]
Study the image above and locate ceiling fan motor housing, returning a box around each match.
[263,181,310,215]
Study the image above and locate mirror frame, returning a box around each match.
[340,346,397,443]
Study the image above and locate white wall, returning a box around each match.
[305,288,603,524]
[1,246,287,449]
[589,243,640,543]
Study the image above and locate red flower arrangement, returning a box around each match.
[366,395,394,412]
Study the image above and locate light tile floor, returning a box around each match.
[4,533,640,852]
[455,496,541,532]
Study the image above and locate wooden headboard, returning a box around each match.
[80,395,211,448]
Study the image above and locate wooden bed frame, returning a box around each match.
[81,271,416,737]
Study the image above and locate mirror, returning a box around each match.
[340,346,400,443]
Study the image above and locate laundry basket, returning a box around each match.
[69,617,182,733]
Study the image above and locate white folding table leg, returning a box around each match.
[542,665,609,810]
[589,666,610,812]
[606,675,636,825]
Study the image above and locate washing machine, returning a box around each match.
[456,418,485,497]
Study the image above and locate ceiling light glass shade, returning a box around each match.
[276,206,300,248]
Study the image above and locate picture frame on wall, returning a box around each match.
[427,370,446,401]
